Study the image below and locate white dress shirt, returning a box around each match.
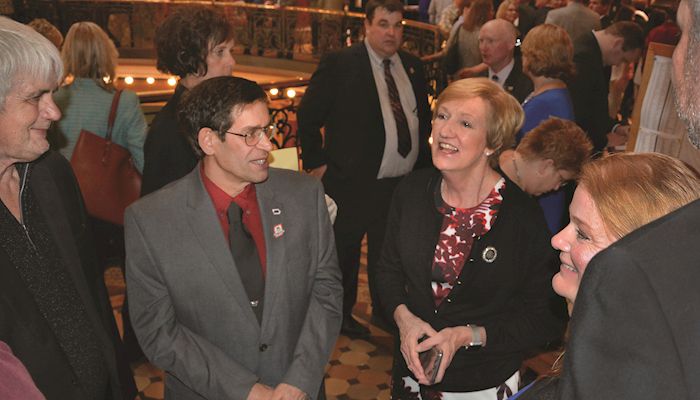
[365,40,420,179]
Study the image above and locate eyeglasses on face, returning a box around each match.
[224,124,277,146]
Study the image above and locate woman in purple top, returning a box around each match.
[517,24,580,234]
[0,341,45,400]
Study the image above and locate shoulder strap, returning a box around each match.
[105,89,122,142]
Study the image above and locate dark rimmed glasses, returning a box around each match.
[225,124,277,146]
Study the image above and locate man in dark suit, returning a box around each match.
[558,0,700,398]
[478,19,533,103]
[297,0,432,336]
[126,77,342,400]
[568,21,643,153]
[0,17,136,400]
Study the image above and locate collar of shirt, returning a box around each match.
[364,38,402,69]
[489,57,515,87]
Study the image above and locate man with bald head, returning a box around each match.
[558,1,700,398]
[478,19,533,103]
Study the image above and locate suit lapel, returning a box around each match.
[254,176,285,329]
[184,168,261,327]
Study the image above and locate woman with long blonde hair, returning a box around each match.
[53,21,146,171]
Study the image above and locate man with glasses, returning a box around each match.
[125,76,342,400]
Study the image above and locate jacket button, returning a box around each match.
[468,258,475,263]
[259,344,268,352]
[456,280,462,285]
[446,298,452,303]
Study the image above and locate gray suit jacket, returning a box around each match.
[546,2,601,43]
[125,167,342,400]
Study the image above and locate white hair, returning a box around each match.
[0,16,63,108]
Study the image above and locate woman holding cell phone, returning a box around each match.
[376,78,566,399]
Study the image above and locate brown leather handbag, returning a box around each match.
[70,90,142,225]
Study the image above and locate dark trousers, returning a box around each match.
[325,175,401,319]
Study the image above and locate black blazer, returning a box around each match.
[559,199,700,399]
[569,32,613,154]
[297,43,432,184]
[376,168,565,392]
[480,53,534,104]
[141,84,198,196]
[0,151,136,400]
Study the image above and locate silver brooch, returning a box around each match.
[482,246,497,263]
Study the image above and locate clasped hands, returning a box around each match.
[394,305,473,386]
[248,383,309,400]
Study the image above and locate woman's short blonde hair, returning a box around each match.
[580,153,700,239]
[435,78,524,165]
[61,21,118,89]
[521,24,575,81]
[496,0,517,21]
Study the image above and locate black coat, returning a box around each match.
[141,84,198,196]
[569,32,614,154]
[376,168,566,392]
[480,53,534,105]
[297,43,432,185]
[0,151,136,400]
[559,199,700,399]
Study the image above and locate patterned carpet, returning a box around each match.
[106,240,557,400]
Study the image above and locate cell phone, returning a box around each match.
[418,346,443,385]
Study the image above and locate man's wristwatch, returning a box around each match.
[465,324,483,350]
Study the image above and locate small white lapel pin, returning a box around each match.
[482,246,497,263]
[272,208,281,215]
[273,224,285,238]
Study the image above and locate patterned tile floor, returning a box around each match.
[106,242,396,400]
[106,241,556,400]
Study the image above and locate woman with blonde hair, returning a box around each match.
[555,152,700,303]
[53,21,146,171]
[512,152,700,399]
[496,0,519,24]
[376,78,565,399]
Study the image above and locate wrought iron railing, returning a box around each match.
[32,0,448,149]
[37,0,444,60]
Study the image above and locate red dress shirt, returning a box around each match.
[201,167,267,277]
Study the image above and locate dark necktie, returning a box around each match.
[383,59,411,158]
[227,201,264,323]
[491,74,499,82]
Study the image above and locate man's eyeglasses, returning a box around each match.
[224,124,277,146]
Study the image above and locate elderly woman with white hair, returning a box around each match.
[0,17,136,400]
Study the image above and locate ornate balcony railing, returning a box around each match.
[30,0,448,150]
[37,0,445,60]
